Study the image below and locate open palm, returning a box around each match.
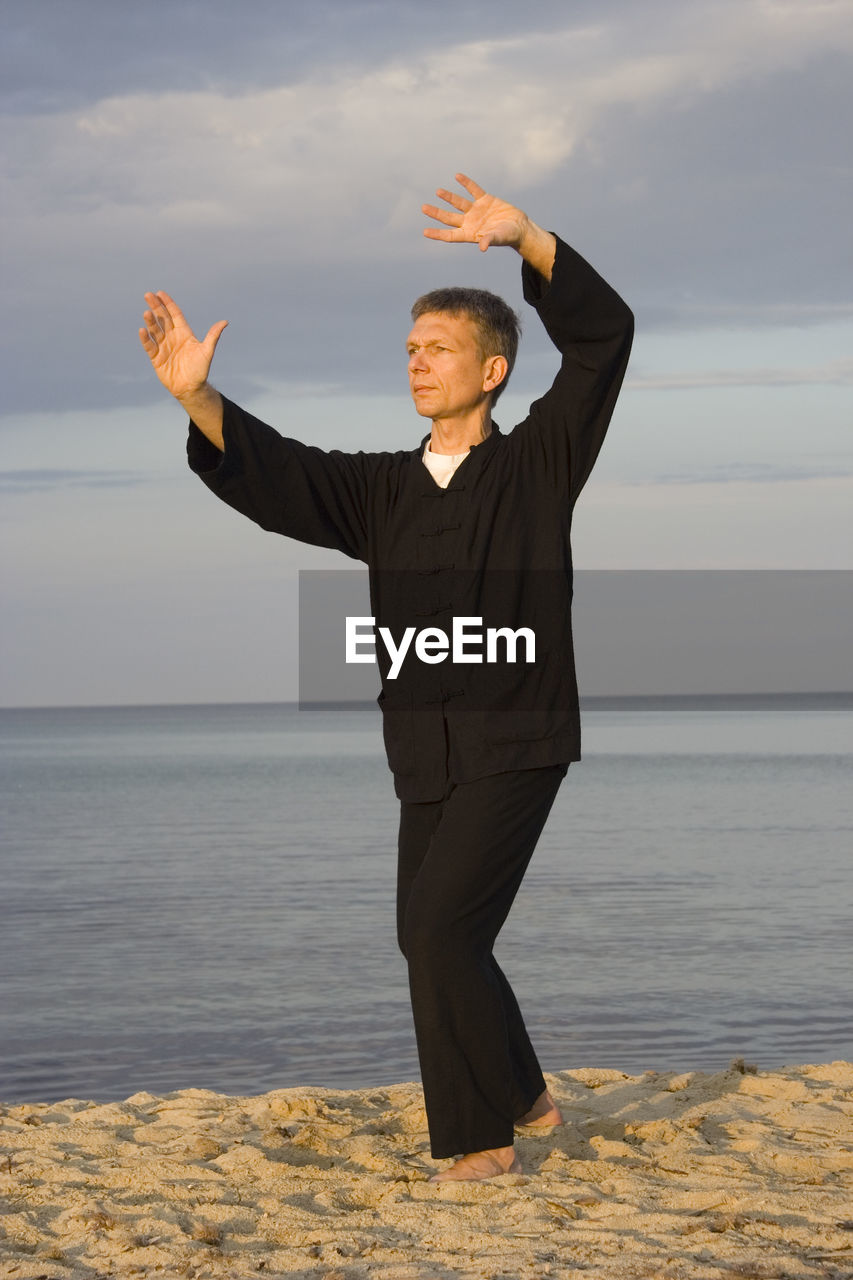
[422,173,529,252]
[139,291,228,401]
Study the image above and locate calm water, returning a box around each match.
[1,698,851,1103]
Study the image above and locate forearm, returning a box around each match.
[523,236,633,347]
[517,218,557,283]
[178,382,225,452]
[520,235,633,502]
[187,396,371,561]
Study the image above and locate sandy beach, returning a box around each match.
[1,1060,851,1279]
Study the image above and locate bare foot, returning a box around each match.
[515,1088,564,1128]
[429,1145,522,1183]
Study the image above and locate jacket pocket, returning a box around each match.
[484,708,556,744]
[378,692,416,776]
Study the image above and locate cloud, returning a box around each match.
[9,2,852,242]
[650,461,853,485]
[0,0,586,114]
[628,354,853,390]
[0,469,153,494]
[2,0,852,416]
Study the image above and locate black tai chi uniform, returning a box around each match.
[187,236,633,1157]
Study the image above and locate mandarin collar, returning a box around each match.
[414,422,502,495]
[414,421,502,459]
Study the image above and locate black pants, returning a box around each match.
[396,763,568,1159]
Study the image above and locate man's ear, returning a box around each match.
[483,355,508,393]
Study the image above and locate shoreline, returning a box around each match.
[1,1061,851,1279]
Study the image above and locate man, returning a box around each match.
[139,173,633,1182]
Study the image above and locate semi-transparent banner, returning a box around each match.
[298,570,853,706]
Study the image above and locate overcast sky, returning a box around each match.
[2,0,852,706]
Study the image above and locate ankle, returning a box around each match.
[481,1145,516,1169]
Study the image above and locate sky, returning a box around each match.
[2,0,852,706]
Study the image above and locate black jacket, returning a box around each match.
[188,236,634,800]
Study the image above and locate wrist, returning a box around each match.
[514,211,531,252]
[178,382,225,451]
[177,380,217,412]
[517,220,556,282]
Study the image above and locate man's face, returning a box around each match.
[406,311,499,421]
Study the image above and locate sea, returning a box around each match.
[1,696,851,1105]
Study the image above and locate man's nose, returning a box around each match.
[409,350,428,373]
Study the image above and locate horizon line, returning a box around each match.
[2,691,853,714]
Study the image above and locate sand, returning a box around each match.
[1,1060,851,1279]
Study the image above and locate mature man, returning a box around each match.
[140,173,633,1182]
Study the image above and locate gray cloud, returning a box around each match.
[2,0,852,418]
[628,355,853,390]
[641,302,853,329]
[650,461,853,485]
[1,0,589,113]
[0,468,153,494]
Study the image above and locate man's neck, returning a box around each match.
[429,406,492,456]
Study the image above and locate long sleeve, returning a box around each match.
[517,236,633,505]
[187,395,372,562]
